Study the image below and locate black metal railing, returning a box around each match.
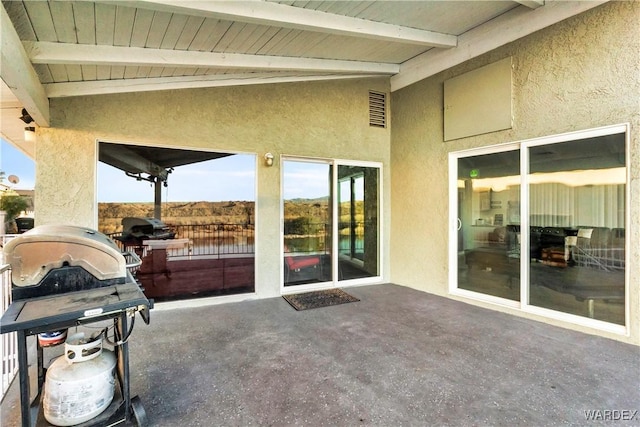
[108,223,255,260]
[108,220,374,259]
[171,223,255,257]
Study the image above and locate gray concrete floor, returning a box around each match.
[2,284,639,426]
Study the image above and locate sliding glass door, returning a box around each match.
[282,160,332,287]
[338,165,379,281]
[283,159,381,289]
[450,124,628,329]
[527,135,626,325]
[455,149,520,301]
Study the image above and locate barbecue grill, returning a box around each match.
[117,217,175,246]
[5,224,130,300]
[15,216,34,233]
[1,224,152,427]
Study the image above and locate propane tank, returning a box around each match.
[43,333,116,426]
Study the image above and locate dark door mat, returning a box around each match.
[283,288,360,311]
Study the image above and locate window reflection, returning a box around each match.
[282,161,380,286]
[455,131,626,326]
[338,165,379,281]
[283,161,332,286]
[457,150,521,301]
[98,143,256,301]
[529,135,626,325]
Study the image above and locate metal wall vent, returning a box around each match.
[369,91,386,128]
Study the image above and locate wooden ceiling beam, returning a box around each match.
[391,0,608,91]
[45,73,380,98]
[515,1,545,9]
[0,7,49,126]
[25,41,399,75]
[107,0,457,48]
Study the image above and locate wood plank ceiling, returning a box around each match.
[1,0,607,152]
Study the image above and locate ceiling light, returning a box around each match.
[19,108,33,124]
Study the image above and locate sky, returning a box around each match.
[1,137,352,203]
[101,158,352,203]
[283,161,331,200]
[0,138,35,190]
[282,161,366,201]
[98,153,256,202]
[0,137,259,202]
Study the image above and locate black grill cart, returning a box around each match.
[1,225,152,427]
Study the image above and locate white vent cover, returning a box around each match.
[369,91,386,128]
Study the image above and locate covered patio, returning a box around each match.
[2,284,638,426]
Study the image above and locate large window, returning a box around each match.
[98,142,256,301]
[283,159,380,289]
[451,124,628,329]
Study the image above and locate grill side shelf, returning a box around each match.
[0,284,150,335]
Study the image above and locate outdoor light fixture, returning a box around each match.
[264,152,274,167]
[20,108,36,142]
[24,127,36,143]
[19,108,33,124]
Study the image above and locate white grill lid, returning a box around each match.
[3,225,126,287]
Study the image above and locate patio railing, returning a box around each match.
[108,223,255,260]
[171,223,254,257]
[1,262,18,401]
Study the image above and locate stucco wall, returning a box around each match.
[36,77,391,298]
[390,1,639,344]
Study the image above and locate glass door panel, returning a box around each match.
[528,134,626,325]
[457,150,520,301]
[283,160,332,286]
[338,165,379,281]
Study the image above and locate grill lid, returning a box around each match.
[4,225,127,288]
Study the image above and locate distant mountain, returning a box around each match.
[98,199,336,235]
[98,201,255,234]
[286,197,329,203]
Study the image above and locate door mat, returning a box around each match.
[283,289,360,311]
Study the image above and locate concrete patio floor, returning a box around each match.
[2,283,639,426]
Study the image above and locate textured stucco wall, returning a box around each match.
[36,77,391,298]
[390,1,640,344]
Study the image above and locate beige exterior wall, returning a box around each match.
[390,1,640,344]
[30,1,638,342]
[35,77,391,298]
